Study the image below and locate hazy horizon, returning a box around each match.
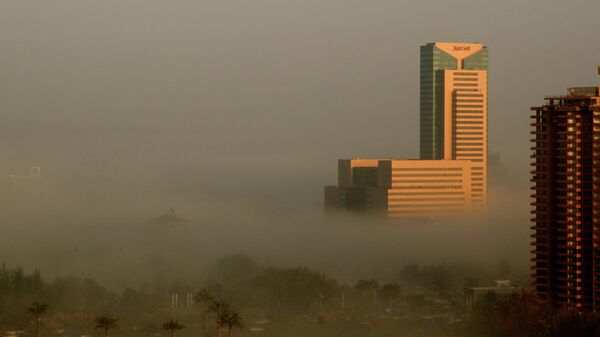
[2,0,600,209]
[0,0,598,290]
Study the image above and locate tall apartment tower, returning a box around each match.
[420,42,488,204]
[530,84,600,312]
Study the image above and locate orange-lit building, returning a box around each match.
[325,159,473,217]
[530,84,600,312]
[421,42,488,205]
[324,41,488,217]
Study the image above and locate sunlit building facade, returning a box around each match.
[325,159,473,217]
[530,84,600,312]
[420,42,488,204]
[324,41,489,217]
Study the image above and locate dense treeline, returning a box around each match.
[4,255,599,337]
[0,255,446,337]
[0,263,246,337]
[0,264,124,333]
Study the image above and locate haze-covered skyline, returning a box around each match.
[2,2,599,336]
[1,1,599,209]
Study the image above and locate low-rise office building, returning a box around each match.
[325,158,473,217]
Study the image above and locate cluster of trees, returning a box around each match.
[202,255,410,319]
[26,303,176,337]
[0,263,248,336]
[0,256,545,337]
[0,257,459,330]
[24,302,121,337]
[20,289,245,337]
[0,257,416,335]
[194,289,243,337]
[200,254,342,314]
[399,260,517,295]
[353,279,401,306]
[0,264,138,331]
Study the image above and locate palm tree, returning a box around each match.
[194,289,213,337]
[162,319,185,337]
[208,300,229,337]
[94,315,120,337]
[218,310,244,337]
[27,301,49,337]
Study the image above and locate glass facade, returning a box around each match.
[463,48,489,70]
[419,43,488,159]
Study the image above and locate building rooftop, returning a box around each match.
[146,210,190,228]
[346,158,470,161]
[542,86,600,100]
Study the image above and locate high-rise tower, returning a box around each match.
[531,84,600,312]
[420,42,489,204]
[324,42,490,216]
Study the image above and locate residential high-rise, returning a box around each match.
[420,42,488,204]
[530,84,600,312]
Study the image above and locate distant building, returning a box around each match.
[325,158,473,217]
[4,167,42,184]
[464,280,523,319]
[30,167,41,178]
[146,209,190,231]
[530,82,600,312]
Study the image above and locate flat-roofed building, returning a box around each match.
[338,159,380,189]
[379,159,472,217]
[325,159,473,217]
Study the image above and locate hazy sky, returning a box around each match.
[1,0,600,208]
